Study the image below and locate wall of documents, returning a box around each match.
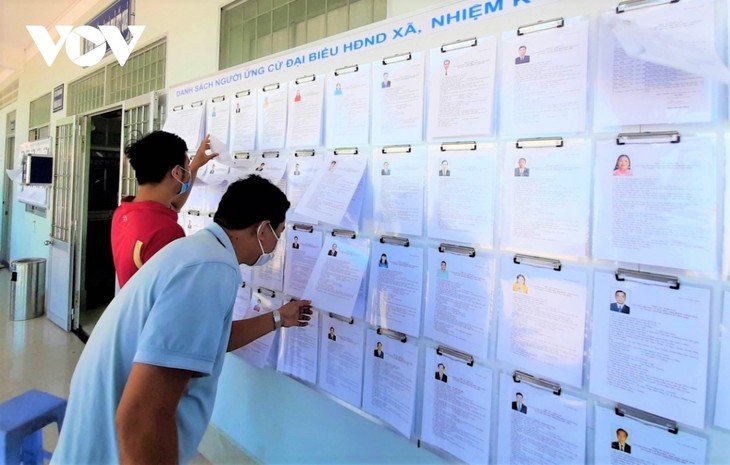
[163,0,730,462]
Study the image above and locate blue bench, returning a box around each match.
[0,390,66,465]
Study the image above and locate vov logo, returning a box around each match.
[26,25,145,67]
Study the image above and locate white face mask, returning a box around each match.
[253,222,280,266]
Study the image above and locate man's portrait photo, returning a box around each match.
[515,45,530,64]
[439,160,451,176]
[514,158,530,177]
[437,261,449,279]
[374,341,384,358]
[381,72,391,88]
[327,244,338,257]
[381,161,391,176]
[292,236,300,249]
[328,160,337,172]
[435,363,448,383]
[611,428,631,454]
[512,392,527,414]
[293,163,301,176]
[328,326,337,341]
[610,290,630,314]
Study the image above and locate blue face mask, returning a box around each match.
[176,166,191,194]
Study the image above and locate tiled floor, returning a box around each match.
[0,268,252,464]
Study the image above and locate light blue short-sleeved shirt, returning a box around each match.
[51,223,241,465]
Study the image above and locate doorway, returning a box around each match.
[1,112,15,266]
[83,109,121,315]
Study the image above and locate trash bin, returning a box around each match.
[9,258,46,321]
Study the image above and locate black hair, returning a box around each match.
[516,392,523,397]
[616,428,628,437]
[125,131,188,185]
[214,175,290,230]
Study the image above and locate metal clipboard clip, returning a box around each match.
[441,37,477,53]
[517,17,564,35]
[186,209,201,216]
[516,137,564,149]
[295,74,316,84]
[207,212,215,218]
[257,287,276,298]
[615,268,680,290]
[293,223,315,233]
[382,144,411,154]
[616,0,679,14]
[190,100,204,107]
[514,254,562,272]
[332,229,356,239]
[436,345,474,366]
[440,141,477,152]
[439,243,476,258]
[235,89,251,97]
[211,95,225,103]
[233,152,251,160]
[380,235,409,247]
[382,51,411,65]
[334,147,358,155]
[616,131,680,145]
[377,326,407,343]
[328,312,354,324]
[615,403,679,434]
[172,104,184,112]
[262,151,280,158]
[263,82,280,92]
[295,149,315,157]
[334,64,359,76]
[513,370,562,396]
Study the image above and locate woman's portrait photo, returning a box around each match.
[613,154,632,177]
[512,274,528,294]
[378,253,388,269]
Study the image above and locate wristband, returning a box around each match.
[272,310,282,330]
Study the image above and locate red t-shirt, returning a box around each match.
[111,197,185,287]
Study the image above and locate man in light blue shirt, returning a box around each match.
[52,175,312,465]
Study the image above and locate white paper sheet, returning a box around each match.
[318,315,366,408]
[589,272,710,429]
[285,149,324,224]
[283,228,323,298]
[294,152,368,226]
[594,0,714,128]
[251,154,287,185]
[497,257,588,387]
[594,406,707,464]
[371,52,425,145]
[277,308,320,384]
[336,173,365,231]
[426,36,496,140]
[232,291,283,368]
[361,328,419,437]
[424,249,493,359]
[420,350,492,464]
[715,291,730,430]
[427,144,496,247]
[724,142,730,278]
[372,146,425,236]
[181,211,206,236]
[286,76,325,148]
[232,264,253,320]
[206,98,230,146]
[162,104,205,154]
[302,235,369,318]
[367,242,424,337]
[497,374,587,465]
[324,64,371,148]
[593,136,717,273]
[257,84,288,150]
[500,139,591,258]
[500,18,589,136]
[229,91,257,152]
[196,160,237,186]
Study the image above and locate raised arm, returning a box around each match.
[171,134,218,212]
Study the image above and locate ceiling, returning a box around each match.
[0,0,99,88]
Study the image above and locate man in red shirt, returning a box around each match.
[111,131,216,287]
